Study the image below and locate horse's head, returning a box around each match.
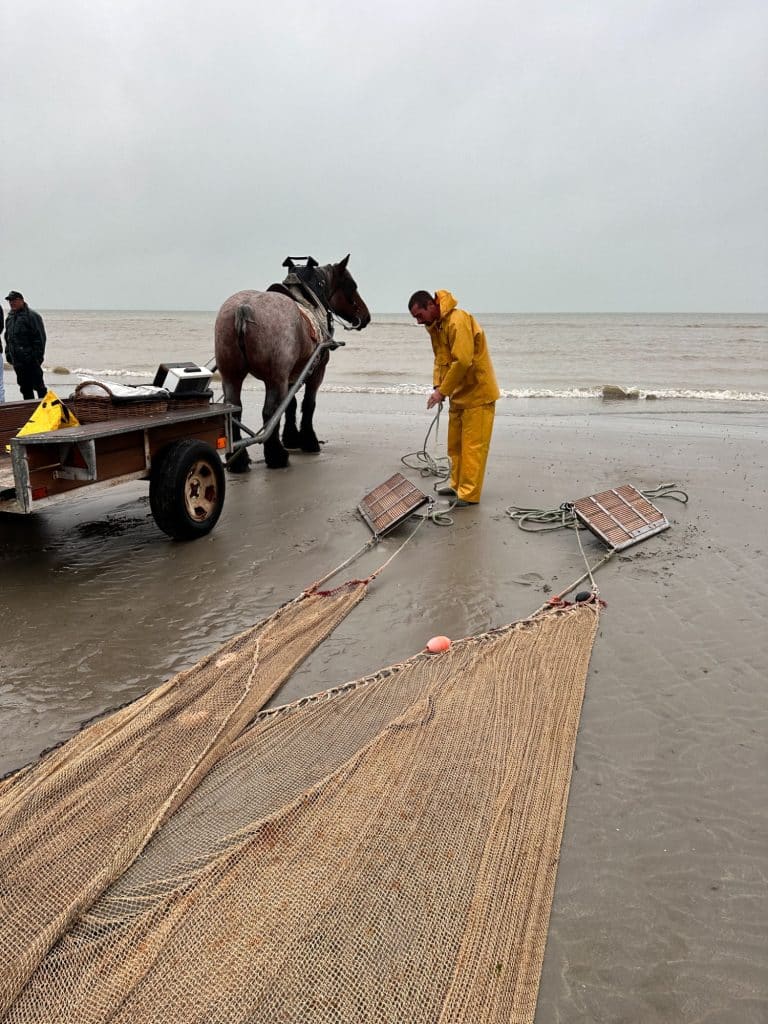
[327,255,371,330]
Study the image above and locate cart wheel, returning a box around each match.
[150,440,225,540]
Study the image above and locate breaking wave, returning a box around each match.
[322,383,768,403]
[60,368,768,403]
[70,366,150,379]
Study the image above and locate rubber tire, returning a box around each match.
[150,439,226,540]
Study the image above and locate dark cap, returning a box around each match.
[5,290,23,302]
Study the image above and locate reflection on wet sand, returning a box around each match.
[1,393,766,1022]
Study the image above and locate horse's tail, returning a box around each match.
[234,303,256,340]
[233,303,257,366]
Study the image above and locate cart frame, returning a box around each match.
[0,400,237,539]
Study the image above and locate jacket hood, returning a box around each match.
[435,290,457,319]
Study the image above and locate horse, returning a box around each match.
[214,255,370,472]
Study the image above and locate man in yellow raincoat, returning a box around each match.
[408,290,500,506]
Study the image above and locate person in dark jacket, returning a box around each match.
[4,291,47,400]
[0,303,4,402]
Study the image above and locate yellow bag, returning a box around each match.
[6,390,80,451]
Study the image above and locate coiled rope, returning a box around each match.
[505,482,688,532]
[399,405,459,526]
[400,405,451,486]
[508,482,689,606]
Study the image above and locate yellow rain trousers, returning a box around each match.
[427,291,500,503]
[447,402,496,503]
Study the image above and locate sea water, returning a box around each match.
[5,309,767,405]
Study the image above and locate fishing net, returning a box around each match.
[1,595,598,1024]
[0,582,367,1015]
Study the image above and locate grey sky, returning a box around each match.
[2,0,766,312]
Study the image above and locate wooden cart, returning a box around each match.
[0,399,237,540]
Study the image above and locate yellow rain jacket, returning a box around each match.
[427,291,500,408]
[5,390,80,452]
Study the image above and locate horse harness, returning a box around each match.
[267,259,338,349]
[234,259,342,375]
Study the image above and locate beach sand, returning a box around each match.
[1,393,766,1022]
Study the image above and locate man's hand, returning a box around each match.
[427,387,444,410]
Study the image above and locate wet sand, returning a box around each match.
[1,393,766,1022]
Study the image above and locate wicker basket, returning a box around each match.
[68,381,169,423]
[166,390,214,410]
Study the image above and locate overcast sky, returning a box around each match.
[2,0,766,312]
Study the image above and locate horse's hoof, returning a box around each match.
[282,429,301,451]
[299,433,321,454]
[265,450,290,469]
[226,453,251,474]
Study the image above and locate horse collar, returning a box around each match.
[267,275,335,343]
[268,268,335,339]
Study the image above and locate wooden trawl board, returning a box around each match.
[358,472,430,538]
[572,484,669,551]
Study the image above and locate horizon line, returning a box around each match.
[30,307,768,317]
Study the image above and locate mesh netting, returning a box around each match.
[0,583,367,1014]
[1,597,598,1024]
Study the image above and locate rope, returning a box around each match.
[305,537,378,594]
[261,407,460,596]
[398,405,457,526]
[367,516,428,581]
[509,482,689,606]
[305,513,431,594]
[329,308,362,333]
[400,405,451,487]
[530,549,617,615]
[572,513,605,595]
[505,482,689,532]
[412,499,456,528]
[506,503,581,532]
[640,482,689,503]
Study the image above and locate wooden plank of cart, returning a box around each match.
[0,397,237,541]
